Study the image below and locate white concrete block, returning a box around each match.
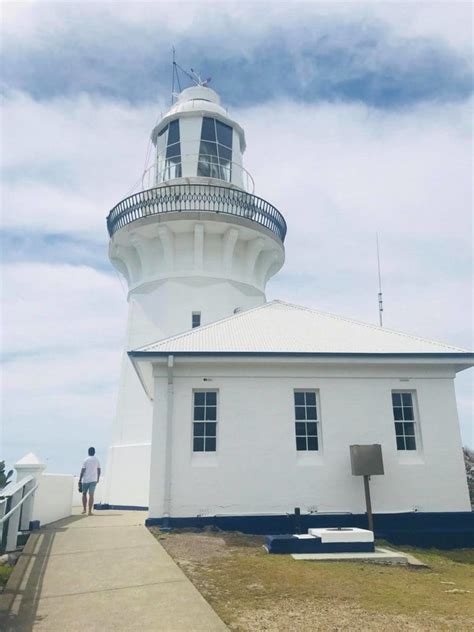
[307,527,374,543]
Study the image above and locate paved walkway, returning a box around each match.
[0,510,227,631]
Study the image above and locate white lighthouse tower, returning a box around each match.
[105,83,287,506]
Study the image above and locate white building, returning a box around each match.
[104,83,473,544]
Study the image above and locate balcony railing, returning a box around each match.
[142,154,256,193]
[107,184,287,242]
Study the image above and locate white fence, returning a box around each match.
[0,476,38,552]
[33,474,74,526]
[0,453,75,552]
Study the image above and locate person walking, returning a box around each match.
[79,447,101,515]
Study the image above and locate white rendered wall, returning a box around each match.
[148,360,470,518]
[106,215,281,506]
[33,474,74,526]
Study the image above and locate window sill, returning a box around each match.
[191,452,218,467]
[397,451,424,465]
[296,451,323,466]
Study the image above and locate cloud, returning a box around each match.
[1,263,125,354]
[1,2,472,107]
[1,263,125,472]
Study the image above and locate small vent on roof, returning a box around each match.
[233,307,242,314]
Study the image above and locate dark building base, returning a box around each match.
[95,503,148,512]
[144,511,474,549]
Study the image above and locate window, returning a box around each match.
[192,312,201,328]
[193,391,217,452]
[197,117,233,182]
[294,391,319,451]
[157,120,182,182]
[392,392,417,451]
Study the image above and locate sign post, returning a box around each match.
[349,444,384,532]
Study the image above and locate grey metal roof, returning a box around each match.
[134,301,469,355]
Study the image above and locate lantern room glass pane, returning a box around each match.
[167,120,180,144]
[201,117,216,141]
[198,117,233,182]
[216,120,233,148]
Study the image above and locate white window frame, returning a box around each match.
[294,390,320,452]
[391,390,419,451]
[192,390,218,453]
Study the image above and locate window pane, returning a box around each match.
[194,406,205,421]
[206,392,217,406]
[158,125,168,137]
[197,159,211,177]
[167,120,180,144]
[307,437,318,451]
[306,406,317,420]
[206,406,217,421]
[393,407,403,421]
[218,145,232,162]
[392,393,402,406]
[193,438,204,452]
[405,436,417,450]
[216,120,233,148]
[296,436,307,451]
[201,117,216,141]
[295,422,306,436]
[295,406,306,420]
[403,422,415,436]
[200,140,218,157]
[205,437,216,452]
[294,392,305,406]
[403,407,414,421]
[166,142,180,158]
[205,422,216,437]
[396,436,405,450]
[194,422,205,437]
[402,393,412,407]
[194,392,205,405]
[395,422,403,436]
[305,392,316,406]
[307,422,317,436]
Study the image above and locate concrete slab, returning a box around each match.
[0,510,227,631]
[292,546,415,564]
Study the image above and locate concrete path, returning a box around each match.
[0,510,227,631]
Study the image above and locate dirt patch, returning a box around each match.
[151,529,474,631]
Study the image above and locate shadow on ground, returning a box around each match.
[0,515,85,631]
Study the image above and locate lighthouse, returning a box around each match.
[105,84,287,506]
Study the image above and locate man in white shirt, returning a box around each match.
[79,447,101,516]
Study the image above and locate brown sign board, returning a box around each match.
[350,444,384,476]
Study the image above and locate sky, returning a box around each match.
[1,0,473,475]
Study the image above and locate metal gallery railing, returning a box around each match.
[106,184,287,242]
[0,476,38,552]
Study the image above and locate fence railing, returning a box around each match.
[0,476,38,553]
[106,184,287,243]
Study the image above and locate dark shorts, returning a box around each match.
[82,482,97,494]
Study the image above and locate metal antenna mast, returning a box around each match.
[376,232,384,327]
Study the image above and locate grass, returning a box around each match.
[0,565,12,590]
[153,529,474,631]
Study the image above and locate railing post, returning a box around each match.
[5,489,24,551]
[15,453,46,529]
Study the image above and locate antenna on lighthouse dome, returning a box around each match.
[170,48,212,103]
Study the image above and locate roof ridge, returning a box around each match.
[271,300,468,352]
[134,301,278,352]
